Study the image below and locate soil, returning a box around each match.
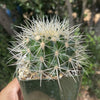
[77,88,100,100]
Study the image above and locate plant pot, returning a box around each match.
[18,73,82,100]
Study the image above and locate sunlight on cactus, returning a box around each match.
[9,16,89,87]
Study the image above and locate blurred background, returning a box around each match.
[0,0,100,100]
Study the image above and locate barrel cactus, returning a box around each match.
[9,17,88,87]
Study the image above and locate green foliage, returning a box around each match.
[17,0,67,18]
[82,31,100,98]
[0,26,15,90]
[87,31,100,65]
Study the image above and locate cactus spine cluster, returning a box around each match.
[9,17,88,85]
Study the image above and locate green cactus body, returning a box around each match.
[9,17,88,87]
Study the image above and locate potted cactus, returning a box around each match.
[9,17,88,100]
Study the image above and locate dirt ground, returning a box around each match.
[77,89,100,100]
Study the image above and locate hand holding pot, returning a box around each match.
[0,78,23,100]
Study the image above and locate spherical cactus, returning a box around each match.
[9,17,88,87]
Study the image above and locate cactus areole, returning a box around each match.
[9,17,88,88]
